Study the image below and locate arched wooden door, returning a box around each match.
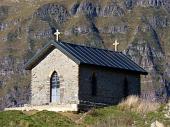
[50,71,60,103]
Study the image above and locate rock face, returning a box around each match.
[164,101,170,118]
[0,6,9,21]
[35,4,70,24]
[126,24,169,102]
[0,0,170,109]
[151,120,164,127]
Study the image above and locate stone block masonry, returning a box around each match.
[31,48,79,106]
[79,65,141,105]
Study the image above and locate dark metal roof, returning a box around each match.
[25,40,148,75]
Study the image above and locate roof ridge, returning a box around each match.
[58,41,122,54]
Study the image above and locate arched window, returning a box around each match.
[91,72,97,96]
[50,71,60,103]
[123,77,128,98]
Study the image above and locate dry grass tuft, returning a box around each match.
[93,116,133,127]
[136,100,160,114]
[118,95,160,114]
[118,96,139,109]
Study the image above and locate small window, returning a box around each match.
[91,72,97,96]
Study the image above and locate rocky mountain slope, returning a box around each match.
[0,0,170,109]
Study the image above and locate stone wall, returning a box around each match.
[79,65,141,105]
[30,47,141,107]
[31,48,79,105]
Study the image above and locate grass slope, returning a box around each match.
[84,105,170,127]
[0,105,169,127]
[0,110,77,127]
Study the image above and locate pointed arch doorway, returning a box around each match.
[50,71,60,103]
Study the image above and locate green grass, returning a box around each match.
[0,110,78,127]
[84,106,143,127]
[84,105,170,127]
[0,104,169,127]
[0,0,170,126]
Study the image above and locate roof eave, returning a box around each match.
[80,63,148,75]
[141,71,148,75]
[24,40,81,70]
[24,41,55,70]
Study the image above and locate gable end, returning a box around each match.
[25,41,81,70]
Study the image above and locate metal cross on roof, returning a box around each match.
[113,40,120,51]
[54,29,61,41]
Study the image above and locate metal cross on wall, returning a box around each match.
[113,40,120,51]
[54,29,61,41]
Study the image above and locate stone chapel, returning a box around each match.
[25,40,147,111]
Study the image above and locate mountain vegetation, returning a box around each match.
[0,96,170,127]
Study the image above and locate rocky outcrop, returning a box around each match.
[98,25,128,34]
[102,2,124,17]
[148,16,168,28]
[0,85,30,110]
[126,21,170,101]
[151,120,164,127]
[35,3,70,24]
[136,0,165,7]
[77,1,99,17]
[0,6,9,22]
[70,2,80,15]
[164,101,170,118]
[76,1,125,17]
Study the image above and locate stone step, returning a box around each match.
[4,104,78,112]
